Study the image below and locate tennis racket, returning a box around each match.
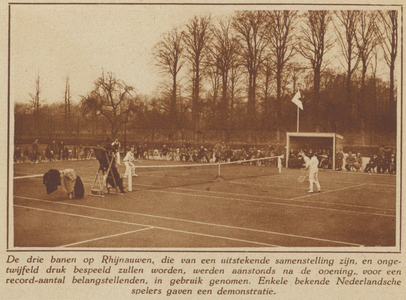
[297,168,308,183]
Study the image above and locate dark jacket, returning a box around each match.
[43,169,61,194]
[74,176,84,199]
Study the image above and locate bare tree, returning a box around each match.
[205,64,221,124]
[354,11,379,142]
[153,27,184,128]
[378,10,397,131]
[64,76,72,136]
[228,55,244,130]
[297,11,334,129]
[183,15,212,140]
[81,71,137,139]
[232,11,269,130]
[29,74,42,134]
[289,62,307,95]
[370,48,379,142]
[207,19,239,130]
[334,11,360,128]
[265,10,299,132]
[259,55,275,130]
[356,11,379,90]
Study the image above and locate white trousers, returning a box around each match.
[124,161,136,176]
[116,152,121,164]
[309,171,321,191]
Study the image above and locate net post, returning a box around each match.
[127,167,132,192]
[214,162,224,181]
[278,156,282,174]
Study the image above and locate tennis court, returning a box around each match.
[12,157,397,248]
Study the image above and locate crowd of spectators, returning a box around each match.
[287,145,396,174]
[142,141,284,165]
[13,140,94,163]
[288,148,334,170]
[13,138,396,175]
[363,145,396,174]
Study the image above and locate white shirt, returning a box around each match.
[123,151,135,162]
[112,141,121,151]
[306,156,319,173]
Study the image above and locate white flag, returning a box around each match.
[291,90,303,110]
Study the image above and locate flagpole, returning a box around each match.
[297,106,299,132]
[292,88,302,132]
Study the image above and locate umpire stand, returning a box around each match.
[89,148,123,197]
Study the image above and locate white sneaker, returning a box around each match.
[132,174,138,177]
[123,175,127,178]
[308,190,313,193]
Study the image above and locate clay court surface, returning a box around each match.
[11,158,397,248]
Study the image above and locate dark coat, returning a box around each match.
[74,176,84,199]
[43,169,61,194]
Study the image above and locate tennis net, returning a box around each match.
[126,156,282,188]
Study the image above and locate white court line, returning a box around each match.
[14,204,279,247]
[80,179,396,213]
[14,196,361,246]
[228,180,309,190]
[17,172,396,188]
[129,185,395,218]
[169,186,396,212]
[291,183,369,200]
[248,178,396,188]
[14,203,153,227]
[13,171,39,175]
[14,174,43,179]
[60,228,153,247]
[22,176,395,215]
[308,179,396,187]
[12,172,160,180]
[229,178,396,187]
[366,183,397,187]
[102,179,395,217]
[250,173,396,185]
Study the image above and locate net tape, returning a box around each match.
[131,156,282,169]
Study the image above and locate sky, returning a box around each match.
[10,3,395,107]
[10,4,235,105]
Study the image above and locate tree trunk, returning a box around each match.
[389,63,396,133]
[314,67,321,121]
[171,76,177,128]
[221,75,228,129]
[247,74,254,130]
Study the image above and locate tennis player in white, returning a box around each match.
[123,147,138,178]
[305,152,321,193]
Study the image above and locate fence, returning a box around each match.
[13,113,396,148]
